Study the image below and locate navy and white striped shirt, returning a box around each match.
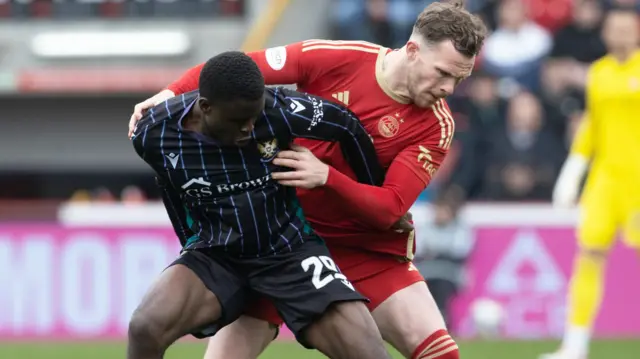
[132,87,384,258]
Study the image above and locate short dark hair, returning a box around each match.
[198,51,265,104]
[413,0,487,58]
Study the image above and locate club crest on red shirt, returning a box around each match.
[378,115,400,138]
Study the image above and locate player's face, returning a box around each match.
[602,11,639,54]
[199,95,265,146]
[406,40,474,108]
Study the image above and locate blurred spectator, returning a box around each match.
[480,91,565,200]
[69,189,92,203]
[551,0,606,64]
[474,0,501,30]
[69,187,117,203]
[415,187,473,329]
[91,187,117,203]
[447,72,506,199]
[537,60,585,138]
[121,185,147,205]
[525,0,573,32]
[462,71,505,130]
[386,0,438,47]
[330,0,377,43]
[482,0,552,90]
[330,0,439,48]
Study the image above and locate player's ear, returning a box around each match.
[405,40,420,60]
[198,97,212,113]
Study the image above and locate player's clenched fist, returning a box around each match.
[272,144,329,189]
[128,89,176,138]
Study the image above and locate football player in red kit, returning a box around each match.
[129,2,486,359]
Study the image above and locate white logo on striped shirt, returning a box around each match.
[165,153,180,169]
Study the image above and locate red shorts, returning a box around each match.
[244,251,424,325]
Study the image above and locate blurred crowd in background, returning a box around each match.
[330,0,633,203]
[72,0,637,205]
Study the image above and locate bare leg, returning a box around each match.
[372,281,450,358]
[305,301,392,359]
[127,264,222,359]
[203,316,277,359]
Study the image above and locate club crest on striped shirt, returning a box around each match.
[257,138,279,161]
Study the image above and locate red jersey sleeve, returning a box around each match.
[323,102,453,230]
[166,41,343,94]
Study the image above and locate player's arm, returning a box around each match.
[277,90,385,185]
[321,142,447,230]
[274,97,449,230]
[166,42,331,95]
[552,69,595,207]
[131,119,196,247]
[129,40,350,137]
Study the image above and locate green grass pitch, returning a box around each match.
[1,339,639,358]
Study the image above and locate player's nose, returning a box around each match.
[439,80,456,97]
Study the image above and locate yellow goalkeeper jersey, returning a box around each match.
[572,50,640,181]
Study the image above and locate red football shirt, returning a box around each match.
[167,40,454,270]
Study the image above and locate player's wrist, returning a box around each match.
[558,155,588,186]
[553,154,588,207]
[322,165,336,187]
[155,89,176,103]
[319,163,329,186]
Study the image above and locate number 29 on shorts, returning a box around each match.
[301,255,354,291]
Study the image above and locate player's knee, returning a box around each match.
[305,300,381,345]
[128,307,167,349]
[578,247,608,261]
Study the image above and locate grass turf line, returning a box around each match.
[1,339,639,359]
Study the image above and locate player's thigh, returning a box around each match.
[305,300,388,359]
[248,240,375,348]
[204,315,277,359]
[131,249,248,343]
[577,183,619,252]
[366,266,444,358]
[128,251,227,345]
[345,256,422,312]
[203,296,282,359]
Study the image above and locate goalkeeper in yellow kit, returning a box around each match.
[541,8,640,359]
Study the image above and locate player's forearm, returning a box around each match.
[336,113,385,185]
[557,154,589,185]
[323,167,417,230]
[166,64,202,95]
[154,89,176,103]
[569,114,594,158]
[340,136,385,185]
[552,154,589,207]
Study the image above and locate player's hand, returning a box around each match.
[391,211,414,233]
[272,144,329,189]
[128,89,176,138]
[552,180,580,208]
[552,155,588,208]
